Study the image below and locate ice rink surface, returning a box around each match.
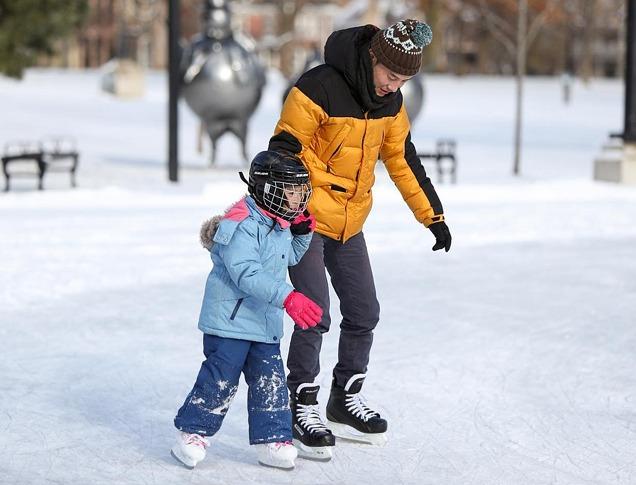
[0,69,634,484]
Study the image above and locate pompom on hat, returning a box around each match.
[370,19,433,76]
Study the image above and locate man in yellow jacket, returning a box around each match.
[269,19,452,459]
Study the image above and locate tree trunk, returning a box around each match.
[279,0,298,78]
[513,0,527,175]
[421,0,444,71]
[580,0,596,82]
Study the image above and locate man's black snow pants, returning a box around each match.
[287,231,380,393]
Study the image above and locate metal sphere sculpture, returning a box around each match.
[181,0,266,165]
[400,74,425,123]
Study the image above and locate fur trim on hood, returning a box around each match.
[199,197,250,250]
[200,214,224,250]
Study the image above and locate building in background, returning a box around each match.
[42,0,166,69]
[437,0,624,77]
[38,0,626,79]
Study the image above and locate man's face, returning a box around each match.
[371,56,413,97]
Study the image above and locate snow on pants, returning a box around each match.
[174,334,292,444]
[287,232,380,393]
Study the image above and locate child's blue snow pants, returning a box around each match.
[174,334,292,444]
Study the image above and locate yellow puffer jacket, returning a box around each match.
[270,25,444,242]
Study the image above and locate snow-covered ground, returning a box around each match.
[0,69,635,485]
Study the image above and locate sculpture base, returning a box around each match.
[100,59,145,98]
[593,138,636,184]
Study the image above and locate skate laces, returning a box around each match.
[297,403,329,432]
[183,433,210,449]
[345,393,380,422]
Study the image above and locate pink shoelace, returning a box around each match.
[273,441,293,449]
[184,433,210,449]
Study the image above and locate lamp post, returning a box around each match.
[168,0,180,182]
[625,0,636,142]
[593,0,636,184]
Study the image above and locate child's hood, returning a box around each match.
[199,197,250,250]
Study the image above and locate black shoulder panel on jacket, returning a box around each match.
[295,65,402,120]
[295,66,332,114]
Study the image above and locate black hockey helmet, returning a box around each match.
[239,150,311,221]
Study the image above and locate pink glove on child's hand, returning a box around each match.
[290,210,316,236]
[283,291,323,329]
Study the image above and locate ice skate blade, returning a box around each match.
[326,421,388,446]
[257,459,295,470]
[292,439,333,462]
[170,448,197,469]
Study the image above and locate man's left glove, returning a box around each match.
[290,210,316,236]
[428,221,452,252]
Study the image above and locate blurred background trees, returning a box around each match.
[0,0,87,78]
[3,0,626,79]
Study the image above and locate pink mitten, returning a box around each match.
[283,291,323,329]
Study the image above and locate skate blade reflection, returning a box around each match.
[292,439,333,461]
[257,459,295,470]
[170,448,197,469]
[327,421,388,446]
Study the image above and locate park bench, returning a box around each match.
[417,138,457,184]
[1,137,79,191]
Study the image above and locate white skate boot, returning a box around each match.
[256,441,298,470]
[171,432,210,469]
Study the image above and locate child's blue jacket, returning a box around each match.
[198,196,312,343]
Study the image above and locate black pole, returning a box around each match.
[625,0,636,142]
[168,0,180,182]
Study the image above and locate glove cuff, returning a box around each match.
[283,290,296,308]
[423,214,445,227]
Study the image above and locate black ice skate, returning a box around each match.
[326,374,388,445]
[291,383,336,461]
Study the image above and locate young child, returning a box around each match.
[171,150,322,470]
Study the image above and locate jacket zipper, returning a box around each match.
[328,141,344,168]
[230,298,244,320]
[342,111,368,241]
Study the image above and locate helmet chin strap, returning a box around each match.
[238,171,249,185]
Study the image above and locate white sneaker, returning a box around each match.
[171,432,210,469]
[256,441,298,470]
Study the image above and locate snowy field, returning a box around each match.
[0,69,635,485]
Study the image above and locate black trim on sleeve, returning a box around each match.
[404,132,444,215]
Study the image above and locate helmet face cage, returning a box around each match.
[247,151,311,222]
[263,180,311,221]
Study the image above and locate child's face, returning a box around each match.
[283,184,310,211]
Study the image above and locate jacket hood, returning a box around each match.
[200,214,224,250]
[200,197,250,250]
[324,25,399,111]
[324,25,377,87]
[199,196,290,250]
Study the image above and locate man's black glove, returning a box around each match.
[428,221,452,252]
[290,210,316,236]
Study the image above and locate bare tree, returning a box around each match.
[474,0,561,175]
[513,0,527,175]
[277,0,312,77]
[419,0,447,71]
[120,0,162,67]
